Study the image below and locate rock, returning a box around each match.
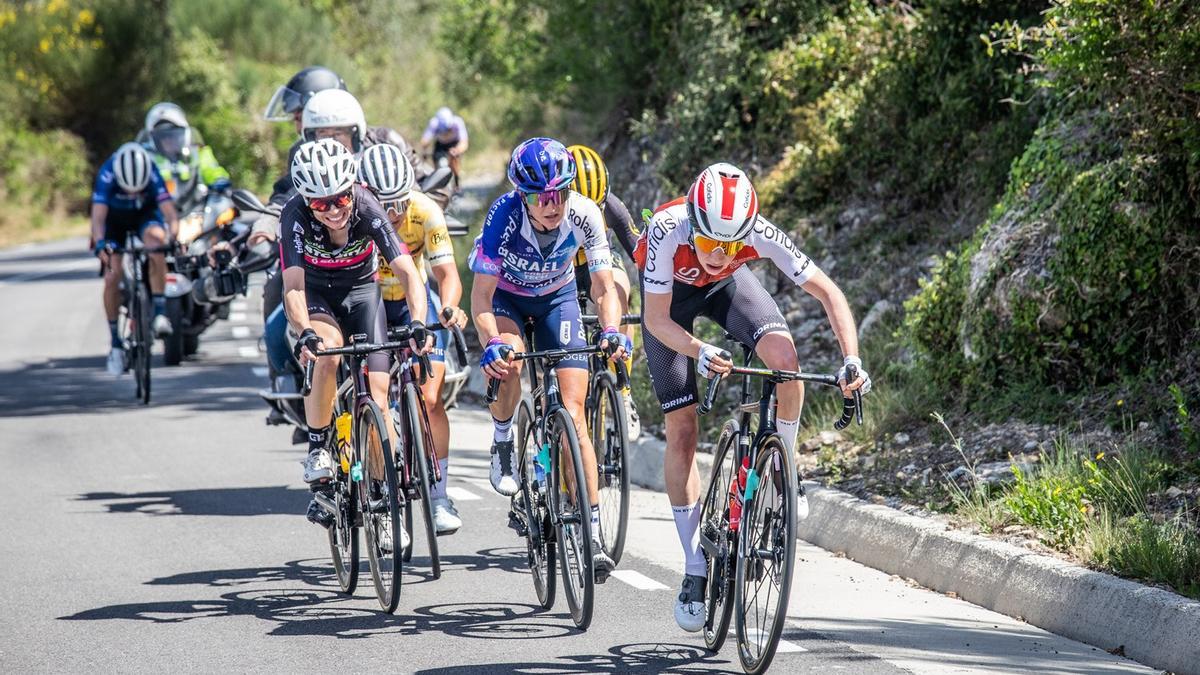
[900,463,918,475]
[861,455,877,470]
[1002,525,1025,534]
[893,432,911,446]
[1023,440,1039,451]
[921,467,933,486]
[859,300,894,337]
[1165,486,1185,499]
[947,466,973,482]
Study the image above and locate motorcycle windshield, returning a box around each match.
[263,85,304,122]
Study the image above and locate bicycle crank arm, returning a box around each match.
[311,492,337,515]
[558,511,583,525]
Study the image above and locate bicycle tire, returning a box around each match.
[550,407,594,630]
[405,381,441,579]
[702,419,740,652]
[359,400,403,613]
[328,400,359,594]
[590,371,630,566]
[734,434,797,674]
[134,275,152,405]
[516,397,555,609]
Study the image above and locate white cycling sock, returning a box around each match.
[777,417,800,454]
[492,416,513,443]
[672,501,707,577]
[431,458,449,500]
[591,505,602,547]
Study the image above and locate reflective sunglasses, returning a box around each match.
[383,198,411,217]
[308,190,353,213]
[521,187,570,208]
[692,231,746,257]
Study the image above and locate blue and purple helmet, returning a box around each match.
[507,137,576,193]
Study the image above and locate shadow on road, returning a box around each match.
[75,485,310,517]
[0,354,261,417]
[413,642,726,674]
[0,267,99,285]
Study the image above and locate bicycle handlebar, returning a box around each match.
[442,306,469,367]
[698,363,865,430]
[580,313,642,326]
[483,344,606,404]
[299,326,433,394]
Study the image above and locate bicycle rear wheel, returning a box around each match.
[359,401,403,613]
[405,381,440,579]
[516,398,555,608]
[734,434,797,674]
[327,462,359,594]
[590,371,630,565]
[701,419,740,652]
[132,277,152,405]
[550,407,594,630]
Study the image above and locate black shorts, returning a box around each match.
[297,282,389,373]
[642,266,788,413]
[103,205,164,245]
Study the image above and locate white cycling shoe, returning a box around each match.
[152,314,173,338]
[674,573,707,633]
[378,515,410,553]
[302,449,333,484]
[490,440,518,496]
[106,347,126,375]
[431,497,462,535]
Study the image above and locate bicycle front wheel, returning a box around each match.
[404,381,440,579]
[734,434,797,674]
[359,400,403,613]
[590,371,630,565]
[701,419,740,652]
[328,398,359,594]
[516,397,555,608]
[550,407,594,630]
[133,278,152,405]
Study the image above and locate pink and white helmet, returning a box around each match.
[686,162,759,242]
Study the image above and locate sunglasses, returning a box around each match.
[521,187,570,208]
[692,232,746,257]
[308,191,353,213]
[383,198,410,216]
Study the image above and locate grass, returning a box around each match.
[940,412,1200,599]
[0,209,88,249]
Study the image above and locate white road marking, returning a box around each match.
[611,570,669,591]
[251,367,269,378]
[446,486,481,502]
[238,346,260,359]
[232,301,248,312]
[230,312,247,322]
[231,326,252,339]
[735,628,807,653]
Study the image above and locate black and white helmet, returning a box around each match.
[359,143,414,203]
[290,139,357,199]
[113,142,152,193]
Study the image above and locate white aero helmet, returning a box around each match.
[686,162,759,242]
[113,142,153,193]
[290,138,357,199]
[301,89,367,152]
[359,143,415,203]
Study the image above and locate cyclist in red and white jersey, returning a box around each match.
[634,162,871,633]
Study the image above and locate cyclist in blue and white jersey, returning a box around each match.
[90,142,180,375]
[470,137,629,581]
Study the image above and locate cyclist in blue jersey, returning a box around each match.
[470,137,630,581]
[90,142,180,375]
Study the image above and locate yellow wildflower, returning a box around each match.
[39,38,52,54]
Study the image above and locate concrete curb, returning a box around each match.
[627,435,1200,675]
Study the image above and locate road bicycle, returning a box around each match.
[102,235,173,405]
[697,340,863,674]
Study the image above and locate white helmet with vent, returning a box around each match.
[290,139,357,199]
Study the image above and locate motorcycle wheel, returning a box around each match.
[163,297,186,366]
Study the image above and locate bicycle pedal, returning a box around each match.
[507,510,529,537]
[308,480,332,494]
[306,500,334,529]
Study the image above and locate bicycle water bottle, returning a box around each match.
[335,412,353,473]
[729,456,750,532]
[350,461,363,483]
[535,443,550,485]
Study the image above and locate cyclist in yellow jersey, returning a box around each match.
[568,145,642,439]
[362,143,469,535]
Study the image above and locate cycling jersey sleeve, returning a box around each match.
[751,216,819,286]
[421,200,455,267]
[469,194,511,277]
[420,117,438,144]
[575,197,612,273]
[603,194,640,259]
[640,212,684,294]
[278,195,306,272]
[452,116,468,143]
[360,189,410,264]
[91,158,116,205]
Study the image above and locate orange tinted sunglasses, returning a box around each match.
[692,232,745,257]
[308,190,353,213]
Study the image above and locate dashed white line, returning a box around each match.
[232,301,248,312]
[230,312,247,322]
[231,326,252,339]
[251,367,269,378]
[446,486,481,502]
[736,628,807,653]
[238,346,260,359]
[611,570,669,591]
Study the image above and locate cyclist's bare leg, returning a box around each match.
[663,405,702,507]
[303,315,343,432]
[101,252,123,321]
[420,361,450,461]
[755,330,804,421]
[142,225,168,295]
[488,315,526,422]
[558,367,598,506]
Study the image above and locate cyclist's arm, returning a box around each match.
[196,145,231,188]
[452,119,469,155]
[160,200,179,240]
[89,202,108,248]
[800,269,860,362]
[281,266,312,334]
[423,203,461,309]
[590,267,622,329]
[388,253,428,325]
[470,272,501,343]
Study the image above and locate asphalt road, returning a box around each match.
[0,238,1157,674]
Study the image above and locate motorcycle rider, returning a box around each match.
[138,102,231,214]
